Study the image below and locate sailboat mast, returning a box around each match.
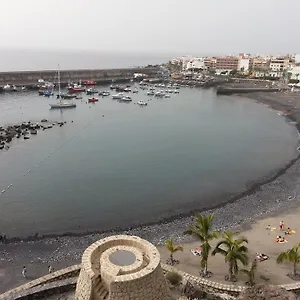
[58,65,61,97]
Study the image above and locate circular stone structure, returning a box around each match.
[75,235,172,300]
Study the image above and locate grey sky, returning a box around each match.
[0,0,299,55]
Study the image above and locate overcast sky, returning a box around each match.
[0,0,298,55]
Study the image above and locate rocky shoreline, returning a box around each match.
[0,119,69,151]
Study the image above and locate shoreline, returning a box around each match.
[1,88,300,292]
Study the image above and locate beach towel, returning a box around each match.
[191,248,202,256]
[256,255,269,262]
[278,240,288,244]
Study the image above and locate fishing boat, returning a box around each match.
[86,88,98,95]
[50,66,76,109]
[88,97,99,103]
[120,96,132,102]
[68,83,85,93]
[112,92,124,99]
[147,91,154,96]
[137,100,147,106]
[83,80,96,86]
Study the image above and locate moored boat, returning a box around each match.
[88,97,99,103]
[83,80,96,86]
[112,93,124,99]
[86,88,98,95]
[120,96,132,102]
[137,100,147,106]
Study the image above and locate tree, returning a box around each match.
[184,214,219,276]
[276,243,300,278]
[212,231,249,281]
[240,259,257,286]
[164,236,183,265]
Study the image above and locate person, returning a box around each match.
[48,265,54,274]
[22,266,27,278]
[285,227,292,235]
[279,221,284,231]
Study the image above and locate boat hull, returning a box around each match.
[49,103,76,109]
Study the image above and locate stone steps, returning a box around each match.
[94,278,109,300]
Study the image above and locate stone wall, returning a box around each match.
[75,235,172,300]
[0,67,160,85]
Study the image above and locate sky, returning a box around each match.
[0,0,299,56]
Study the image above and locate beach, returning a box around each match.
[1,87,300,293]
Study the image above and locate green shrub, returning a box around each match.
[166,271,182,286]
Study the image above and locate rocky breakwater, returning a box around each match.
[0,119,68,151]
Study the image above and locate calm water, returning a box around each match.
[0,87,298,237]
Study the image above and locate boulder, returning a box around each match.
[41,119,48,123]
[237,284,297,300]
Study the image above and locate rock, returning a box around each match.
[30,130,37,135]
[237,284,297,300]
[41,119,48,123]
[24,136,30,140]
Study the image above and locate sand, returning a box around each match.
[158,206,300,286]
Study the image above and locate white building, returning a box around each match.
[238,58,250,73]
[288,66,300,80]
[185,58,205,71]
[295,54,300,64]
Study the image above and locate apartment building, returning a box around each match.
[215,56,239,70]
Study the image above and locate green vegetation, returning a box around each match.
[184,214,219,276]
[165,236,184,265]
[166,271,183,286]
[240,259,257,286]
[277,243,300,277]
[212,231,248,281]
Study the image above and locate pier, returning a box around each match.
[0,67,160,87]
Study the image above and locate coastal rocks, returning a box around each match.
[0,120,69,151]
[237,284,297,300]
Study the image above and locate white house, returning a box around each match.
[238,58,250,73]
[288,66,300,80]
[185,58,205,71]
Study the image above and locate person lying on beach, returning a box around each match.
[284,227,296,235]
[256,253,269,262]
[191,248,202,256]
[276,236,287,243]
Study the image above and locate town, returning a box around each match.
[168,53,300,83]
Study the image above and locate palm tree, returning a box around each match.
[240,259,257,286]
[212,231,249,281]
[164,237,183,265]
[276,243,300,277]
[184,214,219,276]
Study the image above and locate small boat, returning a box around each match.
[50,102,76,109]
[68,83,85,93]
[155,91,165,97]
[44,91,52,97]
[102,91,110,96]
[76,95,83,99]
[137,100,147,106]
[174,90,179,94]
[112,93,124,99]
[147,91,154,96]
[110,84,117,90]
[133,89,138,93]
[88,97,99,103]
[120,96,132,102]
[58,93,76,99]
[3,84,12,91]
[124,87,131,92]
[83,80,96,86]
[21,86,27,91]
[165,94,171,98]
[86,88,98,95]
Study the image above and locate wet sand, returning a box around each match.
[1,86,300,293]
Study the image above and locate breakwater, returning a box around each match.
[216,87,281,95]
[0,66,160,87]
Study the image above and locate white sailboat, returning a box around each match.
[49,66,76,109]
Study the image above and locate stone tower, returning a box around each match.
[75,235,172,300]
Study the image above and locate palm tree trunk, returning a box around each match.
[204,260,208,275]
[294,262,297,276]
[170,253,174,265]
[229,262,233,281]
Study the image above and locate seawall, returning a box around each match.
[216,87,281,95]
[0,67,160,86]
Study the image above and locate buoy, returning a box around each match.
[1,190,5,193]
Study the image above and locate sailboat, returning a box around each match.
[49,66,76,109]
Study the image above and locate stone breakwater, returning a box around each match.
[0,119,69,152]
